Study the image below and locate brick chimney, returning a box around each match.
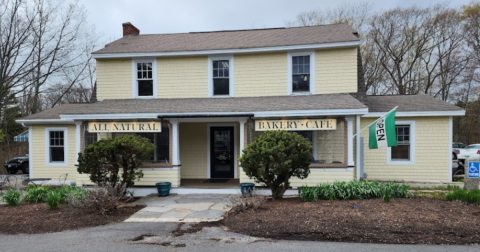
[122,22,140,37]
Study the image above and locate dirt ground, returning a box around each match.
[224,197,480,245]
[0,203,144,234]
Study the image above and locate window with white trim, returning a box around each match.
[136,62,153,96]
[49,131,65,162]
[292,56,310,92]
[392,125,410,160]
[288,52,315,95]
[213,60,230,95]
[388,121,415,165]
[209,56,233,97]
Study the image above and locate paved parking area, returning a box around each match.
[126,194,231,223]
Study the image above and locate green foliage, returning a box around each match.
[45,190,62,209]
[56,185,88,203]
[24,186,52,203]
[239,130,312,199]
[77,135,155,188]
[0,129,4,142]
[446,188,480,204]
[2,189,21,206]
[298,181,410,202]
[409,185,460,191]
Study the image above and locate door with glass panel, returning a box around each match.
[210,127,234,178]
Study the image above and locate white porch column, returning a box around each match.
[356,115,361,180]
[239,119,247,156]
[345,116,355,167]
[75,121,82,166]
[170,119,180,166]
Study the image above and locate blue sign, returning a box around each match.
[468,161,480,178]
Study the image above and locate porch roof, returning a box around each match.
[18,93,367,121]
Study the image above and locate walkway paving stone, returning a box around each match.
[124,194,233,223]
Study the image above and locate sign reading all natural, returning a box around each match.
[255,119,336,131]
[88,122,161,133]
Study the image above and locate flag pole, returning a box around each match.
[352,106,398,138]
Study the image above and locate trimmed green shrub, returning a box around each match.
[24,186,52,203]
[239,130,312,199]
[45,190,62,209]
[298,180,410,202]
[2,189,21,206]
[446,188,480,203]
[78,135,155,190]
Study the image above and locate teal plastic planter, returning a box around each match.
[240,183,255,196]
[155,182,172,197]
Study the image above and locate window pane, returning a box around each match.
[138,80,153,96]
[304,64,310,73]
[148,71,152,79]
[138,133,155,161]
[293,56,298,64]
[213,61,218,68]
[137,63,142,71]
[85,132,97,147]
[50,147,64,162]
[147,63,152,70]
[156,125,170,163]
[392,145,409,160]
[213,78,229,95]
[292,74,310,92]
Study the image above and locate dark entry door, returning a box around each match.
[210,127,234,179]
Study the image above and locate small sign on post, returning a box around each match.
[465,160,480,190]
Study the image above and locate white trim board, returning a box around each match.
[57,108,368,121]
[364,111,464,117]
[28,126,33,179]
[92,41,361,59]
[207,123,238,179]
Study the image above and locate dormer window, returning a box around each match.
[288,52,315,95]
[208,56,234,97]
[133,59,157,98]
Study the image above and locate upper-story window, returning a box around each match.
[209,56,234,97]
[133,59,157,98]
[288,52,315,95]
[292,56,310,92]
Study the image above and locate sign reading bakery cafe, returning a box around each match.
[88,122,161,133]
[255,119,336,131]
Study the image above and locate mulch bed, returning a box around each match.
[224,197,480,245]
[0,203,144,234]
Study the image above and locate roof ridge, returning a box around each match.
[132,23,351,37]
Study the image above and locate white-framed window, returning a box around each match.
[287,51,315,95]
[387,121,415,165]
[132,59,157,98]
[45,127,68,166]
[208,56,234,97]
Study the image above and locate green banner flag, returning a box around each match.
[369,110,397,149]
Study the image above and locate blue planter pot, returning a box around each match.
[240,183,255,196]
[155,182,171,197]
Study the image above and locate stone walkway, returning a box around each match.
[125,194,231,223]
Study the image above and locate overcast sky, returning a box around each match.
[81,0,473,42]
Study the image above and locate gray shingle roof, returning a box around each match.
[93,23,359,54]
[19,94,366,120]
[367,94,463,112]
